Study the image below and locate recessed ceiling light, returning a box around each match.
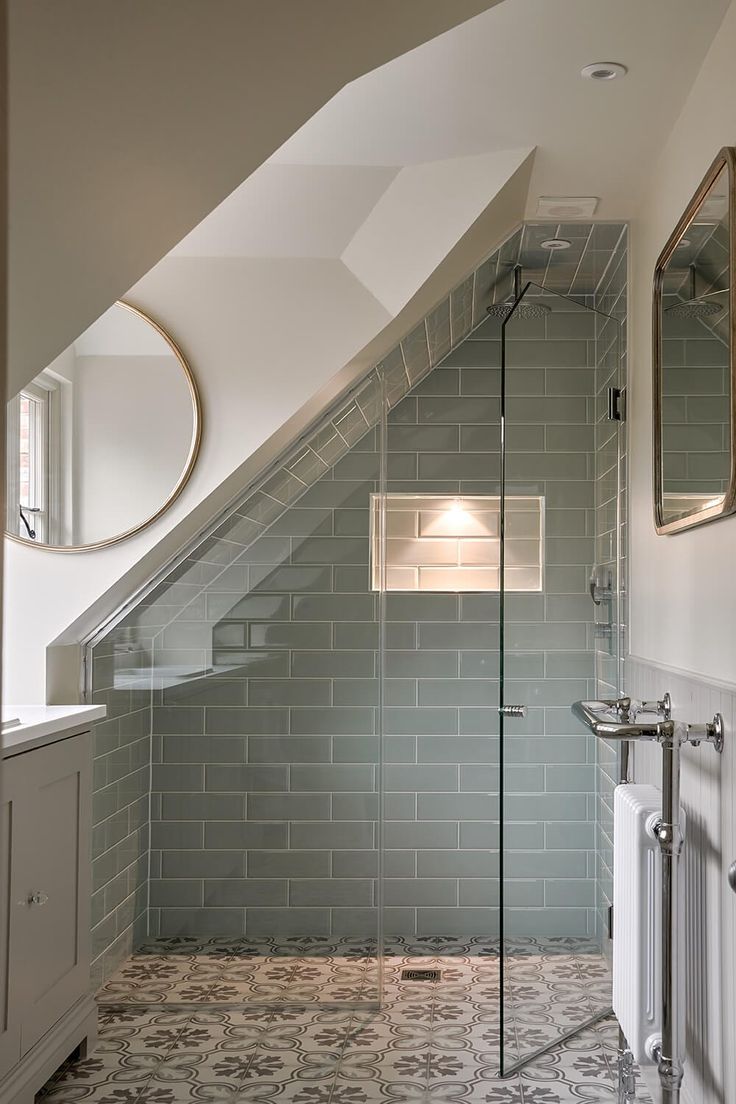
[676,238,691,248]
[540,238,572,251]
[581,62,628,81]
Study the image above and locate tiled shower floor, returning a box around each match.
[97,935,382,1006]
[39,938,653,1102]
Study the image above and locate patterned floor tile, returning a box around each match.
[37,939,662,1103]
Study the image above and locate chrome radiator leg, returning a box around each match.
[617,1027,636,1102]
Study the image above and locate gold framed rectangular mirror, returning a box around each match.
[653,147,736,534]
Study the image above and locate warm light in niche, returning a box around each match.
[370,493,544,593]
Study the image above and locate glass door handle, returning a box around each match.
[500,705,527,718]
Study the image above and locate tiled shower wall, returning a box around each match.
[593,228,628,947]
[148,424,382,939]
[382,299,600,938]
[85,225,525,977]
[89,638,150,988]
[144,295,603,939]
[660,304,730,498]
[87,222,628,977]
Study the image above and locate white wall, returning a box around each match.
[73,354,192,545]
[628,10,736,1103]
[629,1,736,684]
[2,259,391,702]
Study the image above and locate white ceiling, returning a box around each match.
[171,164,399,259]
[164,0,729,268]
[160,145,533,330]
[271,0,730,219]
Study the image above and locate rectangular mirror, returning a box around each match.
[654,147,736,533]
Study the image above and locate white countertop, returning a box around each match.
[1,705,107,758]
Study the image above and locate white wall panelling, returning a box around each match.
[627,655,734,1104]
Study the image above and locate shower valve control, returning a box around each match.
[607,386,626,421]
[500,705,527,718]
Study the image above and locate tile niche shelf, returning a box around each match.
[370,493,544,592]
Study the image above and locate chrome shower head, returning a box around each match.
[665,264,725,319]
[665,298,723,319]
[486,265,551,320]
[486,299,551,320]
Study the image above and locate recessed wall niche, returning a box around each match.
[370,493,544,592]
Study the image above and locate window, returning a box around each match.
[371,493,544,592]
[7,380,54,542]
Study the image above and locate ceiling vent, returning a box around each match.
[536,196,599,219]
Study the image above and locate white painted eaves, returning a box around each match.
[341,148,535,315]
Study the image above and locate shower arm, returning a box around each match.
[688,264,697,302]
[681,264,727,303]
[572,694,724,1104]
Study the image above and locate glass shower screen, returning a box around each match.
[499,282,623,1074]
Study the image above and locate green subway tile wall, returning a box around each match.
[140,292,604,940]
[593,227,628,954]
[87,222,627,980]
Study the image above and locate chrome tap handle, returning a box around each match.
[613,696,633,721]
[639,692,672,720]
[499,705,527,718]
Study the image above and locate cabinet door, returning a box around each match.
[13,734,92,1054]
[0,760,23,1078]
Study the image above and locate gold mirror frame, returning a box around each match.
[5,300,203,553]
[653,147,736,535]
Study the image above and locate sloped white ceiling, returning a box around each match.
[341,149,533,315]
[7,0,503,398]
[273,0,730,220]
[170,164,401,260]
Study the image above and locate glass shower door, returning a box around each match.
[498,281,622,1075]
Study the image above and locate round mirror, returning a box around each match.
[5,301,201,551]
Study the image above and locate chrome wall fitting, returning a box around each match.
[572,691,724,1104]
[589,566,613,605]
[686,712,724,751]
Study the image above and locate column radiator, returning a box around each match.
[612,783,686,1065]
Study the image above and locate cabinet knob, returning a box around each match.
[28,891,48,906]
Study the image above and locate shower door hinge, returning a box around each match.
[607,386,626,422]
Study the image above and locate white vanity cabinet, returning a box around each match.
[0,711,101,1104]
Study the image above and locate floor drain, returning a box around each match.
[401,968,442,982]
